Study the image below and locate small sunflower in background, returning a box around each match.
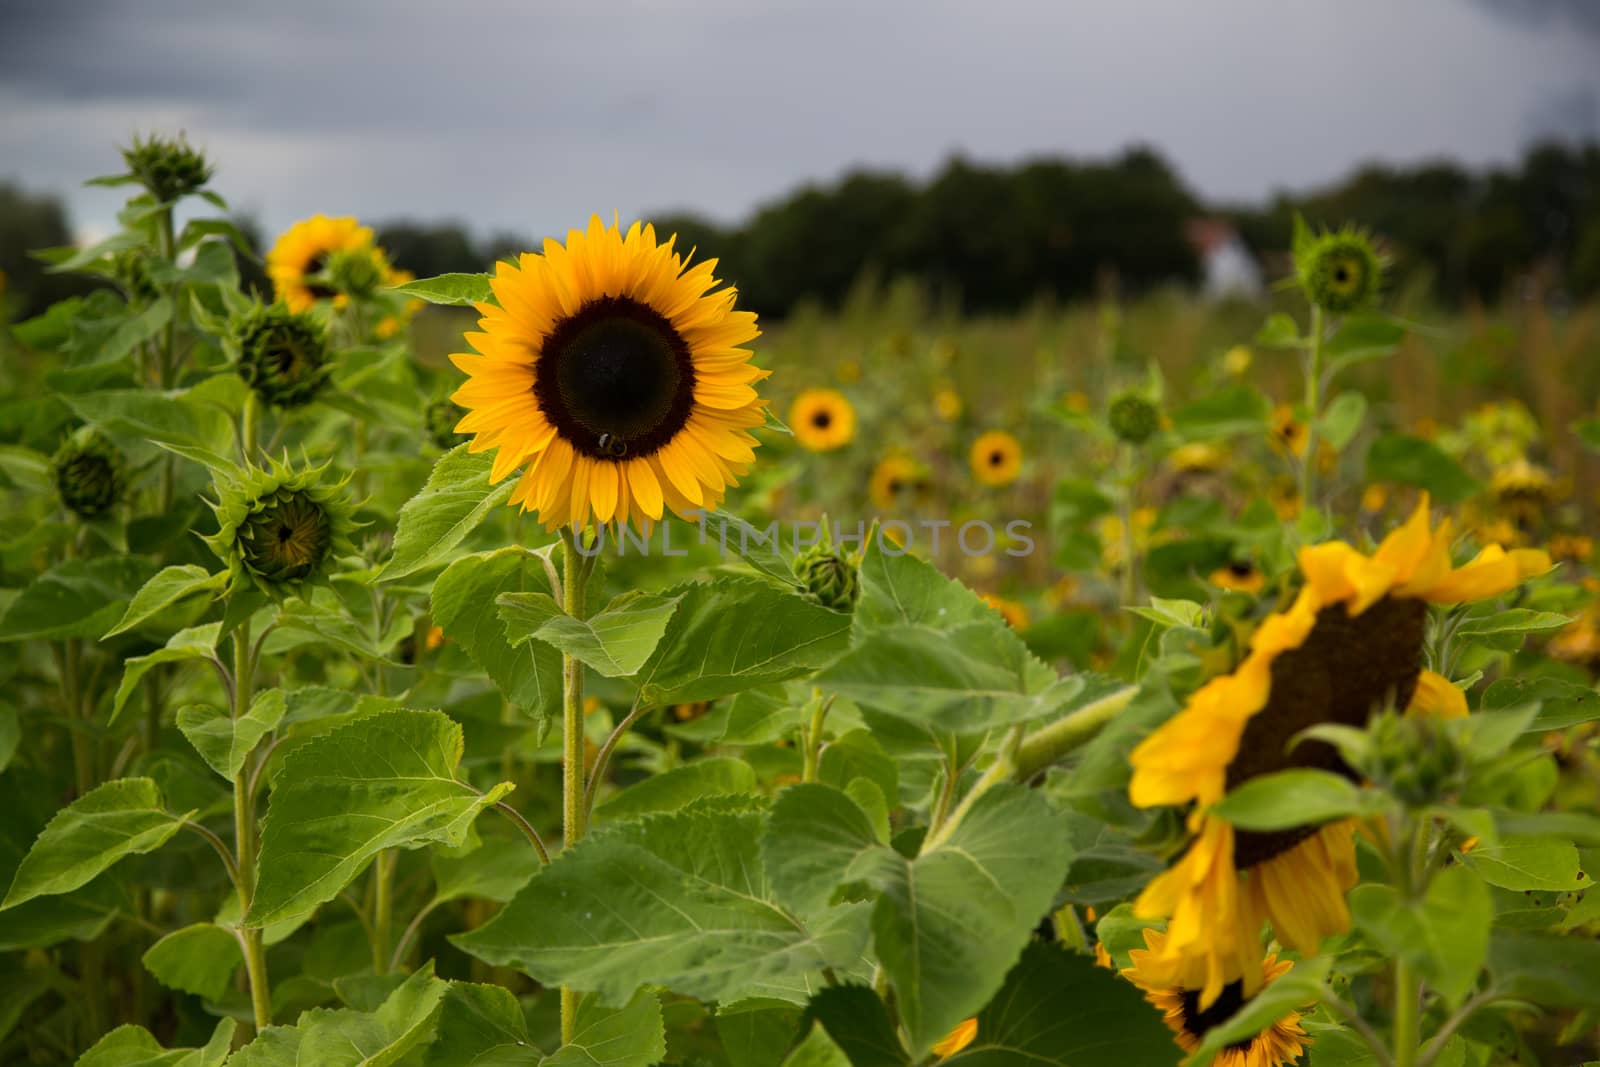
[267,215,378,312]
[1208,560,1265,595]
[869,454,925,511]
[1295,221,1384,315]
[933,384,963,421]
[451,216,766,531]
[1490,456,1557,533]
[789,388,855,452]
[1222,345,1253,377]
[1129,497,1549,1006]
[980,593,1030,629]
[1269,404,1308,458]
[1124,929,1309,1067]
[970,430,1022,487]
[1360,483,1388,514]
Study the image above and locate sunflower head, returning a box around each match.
[1108,391,1161,445]
[970,431,1023,487]
[1295,223,1383,315]
[790,389,855,452]
[205,456,355,601]
[267,215,378,313]
[231,301,332,409]
[1364,708,1466,808]
[450,217,766,531]
[793,527,861,612]
[980,593,1030,629]
[121,132,213,202]
[933,385,963,421]
[425,398,468,450]
[1209,560,1265,595]
[869,454,926,511]
[52,428,126,520]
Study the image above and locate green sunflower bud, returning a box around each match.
[793,530,860,612]
[115,248,162,304]
[1107,391,1160,445]
[52,429,127,520]
[205,457,355,601]
[120,132,213,203]
[1365,709,1465,809]
[232,302,332,409]
[1296,226,1383,315]
[425,399,467,450]
[324,246,385,301]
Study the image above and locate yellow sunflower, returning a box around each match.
[1124,929,1309,1067]
[790,389,855,452]
[450,216,767,531]
[970,431,1023,487]
[933,386,964,421]
[267,214,377,312]
[1209,561,1265,595]
[869,455,924,511]
[980,593,1030,629]
[1129,497,1549,1007]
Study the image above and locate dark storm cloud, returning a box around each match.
[1470,0,1600,35]
[2,1,1598,243]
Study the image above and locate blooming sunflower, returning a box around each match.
[790,389,855,452]
[1124,929,1309,1067]
[869,454,924,511]
[1129,497,1550,1006]
[970,431,1022,487]
[267,215,381,312]
[450,217,766,531]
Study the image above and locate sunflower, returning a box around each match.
[790,389,855,452]
[933,385,964,421]
[450,216,767,531]
[1129,497,1549,1006]
[267,215,378,312]
[1124,929,1309,1067]
[869,455,924,511]
[1269,405,1308,458]
[980,594,1030,629]
[970,431,1023,487]
[1209,561,1265,595]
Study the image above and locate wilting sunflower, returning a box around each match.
[970,431,1022,487]
[790,389,855,452]
[869,454,924,511]
[1124,929,1309,1067]
[451,216,766,530]
[267,215,377,312]
[931,1018,978,1060]
[1129,497,1549,1006]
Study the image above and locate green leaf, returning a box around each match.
[1365,434,1480,505]
[1461,836,1588,891]
[1483,677,1600,731]
[1456,610,1571,639]
[635,578,852,705]
[105,565,225,638]
[1254,312,1301,348]
[433,549,562,719]
[177,688,287,780]
[1210,770,1392,831]
[545,990,666,1067]
[854,536,993,631]
[2,778,191,909]
[454,800,870,1005]
[1351,867,1491,1008]
[1168,384,1272,441]
[382,444,515,582]
[62,388,233,454]
[1126,596,1206,630]
[782,1023,852,1067]
[944,943,1180,1067]
[805,986,908,1067]
[247,710,512,926]
[765,784,885,919]
[422,981,537,1067]
[1487,930,1600,1008]
[141,922,243,1000]
[1185,956,1330,1066]
[231,964,446,1067]
[1573,416,1600,453]
[390,273,493,307]
[112,624,219,724]
[705,509,802,588]
[1318,391,1367,450]
[720,1001,808,1067]
[499,588,683,677]
[0,556,154,643]
[1323,314,1406,378]
[0,705,16,775]
[76,1019,236,1067]
[596,757,759,820]
[431,840,542,905]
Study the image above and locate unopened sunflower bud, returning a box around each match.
[425,399,467,450]
[232,302,332,409]
[121,133,213,203]
[1296,228,1383,315]
[1108,391,1160,445]
[52,429,126,520]
[1366,709,1465,808]
[205,457,355,601]
[794,537,860,611]
[324,246,385,301]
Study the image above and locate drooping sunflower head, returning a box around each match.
[1108,391,1161,445]
[869,454,926,511]
[52,428,127,520]
[789,388,855,452]
[1295,224,1383,315]
[1124,930,1310,1067]
[970,430,1023,487]
[267,215,378,313]
[231,301,332,409]
[205,456,356,601]
[450,216,766,531]
[121,132,213,202]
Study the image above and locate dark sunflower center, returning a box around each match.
[887,478,903,494]
[304,252,337,300]
[812,410,832,430]
[989,450,1005,467]
[244,493,331,581]
[1226,594,1427,867]
[1229,561,1253,577]
[534,296,696,461]
[1179,981,1257,1052]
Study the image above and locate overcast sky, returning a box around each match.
[2,0,1598,245]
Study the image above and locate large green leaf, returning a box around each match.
[1487,930,1600,1008]
[1460,835,1588,892]
[1,778,192,910]
[431,839,543,905]
[231,964,446,1067]
[545,990,666,1067]
[422,981,537,1067]
[382,444,514,582]
[1365,434,1479,505]
[455,800,870,1005]
[390,273,493,307]
[853,537,993,631]
[76,1019,236,1067]
[177,688,287,780]
[104,564,225,638]
[62,388,234,454]
[1167,384,1271,441]
[805,986,908,1067]
[500,588,683,677]
[111,623,220,724]
[141,922,243,1001]
[633,578,852,704]
[0,556,153,643]
[1210,769,1392,830]
[595,757,759,820]
[780,1023,851,1067]
[433,548,562,720]
[247,710,512,926]
[1351,866,1491,1008]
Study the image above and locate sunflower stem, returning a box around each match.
[156,202,178,511]
[1300,304,1325,510]
[558,527,594,1044]
[1117,443,1138,607]
[1392,957,1422,1067]
[230,618,273,1033]
[1012,685,1138,780]
[922,724,1025,853]
[800,690,833,784]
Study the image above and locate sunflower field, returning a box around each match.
[4,137,1600,1067]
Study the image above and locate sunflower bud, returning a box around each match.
[793,534,860,612]
[232,302,332,409]
[120,133,213,203]
[205,457,355,600]
[1108,391,1160,445]
[116,248,162,304]
[1365,709,1465,808]
[324,246,386,302]
[1296,227,1383,315]
[425,399,467,450]
[52,429,126,520]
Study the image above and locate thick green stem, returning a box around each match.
[922,725,1025,854]
[1117,444,1138,607]
[1392,958,1421,1067]
[1013,686,1138,780]
[372,851,395,973]
[231,619,272,1032]
[800,692,832,784]
[1299,304,1325,509]
[156,205,178,510]
[241,393,259,466]
[559,529,593,1043]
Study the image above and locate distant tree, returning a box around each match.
[0,183,99,320]
[375,222,482,278]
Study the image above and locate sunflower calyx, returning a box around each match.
[120,132,214,203]
[320,246,387,302]
[1108,391,1161,445]
[1363,709,1466,809]
[1294,220,1384,315]
[204,457,355,601]
[231,301,333,409]
[793,525,860,612]
[52,429,127,520]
